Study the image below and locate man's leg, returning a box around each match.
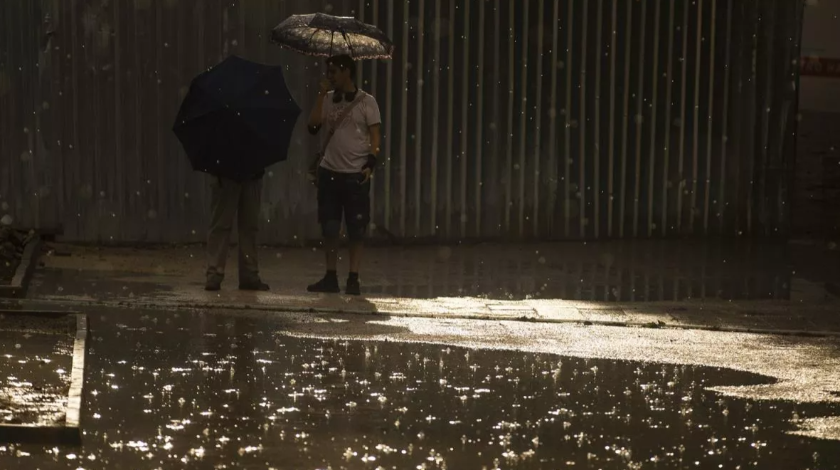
[344,175,372,296]
[237,177,268,290]
[325,235,339,271]
[308,169,342,293]
[206,176,241,290]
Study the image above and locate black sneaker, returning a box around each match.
[205,279,222,291]
[239,280,270,291]
[345,277,361,296]
[307,275,340,294]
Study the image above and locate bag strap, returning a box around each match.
[321,91,366,155]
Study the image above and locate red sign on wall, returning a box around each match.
[801,57,840,78]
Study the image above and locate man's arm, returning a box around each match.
[362,124,382,181]
[307,95,326,134]
[369,124,381,157]
[307,80,331,134]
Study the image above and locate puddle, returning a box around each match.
[0,315,74,427]
[0,310,837,469]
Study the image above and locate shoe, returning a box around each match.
[307,275,340,294]
[239,280,270,291]
[345,277,361,296]
[205,280,221,291]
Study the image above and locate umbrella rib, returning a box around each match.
[341,30,356,58]
[307,27,322,50]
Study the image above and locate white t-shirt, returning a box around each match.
[320,91,381,173]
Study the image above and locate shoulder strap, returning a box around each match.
[321,91,367,154]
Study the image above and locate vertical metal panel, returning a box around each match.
[593,0,603,239]
[647,0,661,237]
[564,0,574,238]
[578,0,588,239]
[632,0,646,238]
[475,0,485,236]
[618,0,631,238]
[414,0,425,236]
[490,0,501,236]
[430,0,440,236]
[0,0,804,243]
[460,0,470,238]
[531,0,544,236]
[703,0,718,233]
[718,0,733,235]
[517,0,529,237]
[690,0,704,233]
[661,0,676,235]
[368,0,379,229]
[398,1,409,237]
[384,2,394,231]
[504,0,514,234]
[546,0,560,236]
[607,0,618,237]
[676,1,690,234]
[445,0,455,238]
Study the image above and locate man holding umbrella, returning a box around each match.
[306,54,381,296]
[271,13,393,296]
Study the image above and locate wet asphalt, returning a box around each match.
[0,307,838,469]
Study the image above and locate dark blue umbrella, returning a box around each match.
[173,55,302,181]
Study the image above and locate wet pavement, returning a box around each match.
[0,306,838,469]
[31,240,837,302]
[19,240,840,336]
[0,313,74,427]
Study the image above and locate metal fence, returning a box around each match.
[0,0,803,244]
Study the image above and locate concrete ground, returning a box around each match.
[15,239,840,336]
[3,240,840,465]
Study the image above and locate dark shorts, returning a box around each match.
[317,168,371,240]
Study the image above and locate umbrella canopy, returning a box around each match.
[271,13,394,60]
[173,55,302,181]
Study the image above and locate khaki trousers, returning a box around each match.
[206,176,262,284]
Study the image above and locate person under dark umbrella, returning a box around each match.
[173,55,301,292]
[306,55,381,296]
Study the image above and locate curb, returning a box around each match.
[0,238,43,299]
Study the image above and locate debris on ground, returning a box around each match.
[0,225,37,283]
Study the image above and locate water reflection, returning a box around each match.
[0,310,837,469]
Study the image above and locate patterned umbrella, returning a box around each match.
[271,13,394,60]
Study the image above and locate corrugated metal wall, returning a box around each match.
[0,0,803,244]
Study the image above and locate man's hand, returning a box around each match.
[361,154,377,184]
[319,79,331,97]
